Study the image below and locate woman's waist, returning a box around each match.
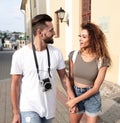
[74,77,94,86]
[74,81,93,88]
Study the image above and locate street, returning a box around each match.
[0,49,14,80]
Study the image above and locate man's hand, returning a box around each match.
[69,105,78,114]
[12,113,21,123]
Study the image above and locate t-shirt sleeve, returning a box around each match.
[57,51,66,70]
[100,57,110,68]
[10,51,23,75]
[68,51,74,61]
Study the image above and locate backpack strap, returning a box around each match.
[97,58,102,70]
[72,50,79,63]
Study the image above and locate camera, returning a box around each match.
[40,78,52,92]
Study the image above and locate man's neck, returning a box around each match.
[33,39,47,51]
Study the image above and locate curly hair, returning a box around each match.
[81,22,111,65]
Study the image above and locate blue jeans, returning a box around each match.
[74,86,101,116]
[21,111,54,123]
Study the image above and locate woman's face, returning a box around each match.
[79,29,89,49]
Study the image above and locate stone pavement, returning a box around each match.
[0,79,12,123]
[0,77,120,123]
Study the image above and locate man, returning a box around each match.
[10,14,74,123]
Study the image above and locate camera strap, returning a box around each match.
[32,43,51,81]
[46,46,51,78]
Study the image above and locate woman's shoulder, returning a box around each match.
[69,50,75,57]
[68,50,79,62]
[97,57,110,69]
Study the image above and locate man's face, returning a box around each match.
[42,22,55,44]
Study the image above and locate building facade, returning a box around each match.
[21,0,120,85]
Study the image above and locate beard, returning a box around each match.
[43,37,54,44]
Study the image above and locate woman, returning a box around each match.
[66,22,111,123]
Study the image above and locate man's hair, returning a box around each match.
[32,14,52,36]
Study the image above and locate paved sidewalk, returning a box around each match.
[0,77,120,123]
[0,79,12,123]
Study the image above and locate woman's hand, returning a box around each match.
[66,98,77,109]
[69,105,78,114]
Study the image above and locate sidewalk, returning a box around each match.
[0,77,120,123]
[0,79,12,123]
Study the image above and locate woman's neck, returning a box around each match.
[81,49,96,58]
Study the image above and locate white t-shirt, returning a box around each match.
[10,45,65,119]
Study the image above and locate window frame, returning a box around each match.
[82,0,91,23]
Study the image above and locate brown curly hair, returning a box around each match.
[81,22,111,65]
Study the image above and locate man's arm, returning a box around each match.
[11,74,22,123]
[57,69,75,98]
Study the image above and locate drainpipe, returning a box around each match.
[30,0,34,43]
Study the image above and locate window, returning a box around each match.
[82,0,91,23]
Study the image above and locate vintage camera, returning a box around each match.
[40,78,52,92]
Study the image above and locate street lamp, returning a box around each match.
[56,7,69,26]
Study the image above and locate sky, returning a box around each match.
[0,0,25,32]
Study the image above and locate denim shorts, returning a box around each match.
[74,86,101,117]
[21,111,54,123]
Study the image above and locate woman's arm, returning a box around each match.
[69,58,74,86]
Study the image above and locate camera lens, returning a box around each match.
[45,83,51,89]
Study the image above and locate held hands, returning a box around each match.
[66,87,78,113]
[66,96,78,113]
[66,98,77,109]
[69,105,78,113]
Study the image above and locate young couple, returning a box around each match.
[10,14,111,123]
